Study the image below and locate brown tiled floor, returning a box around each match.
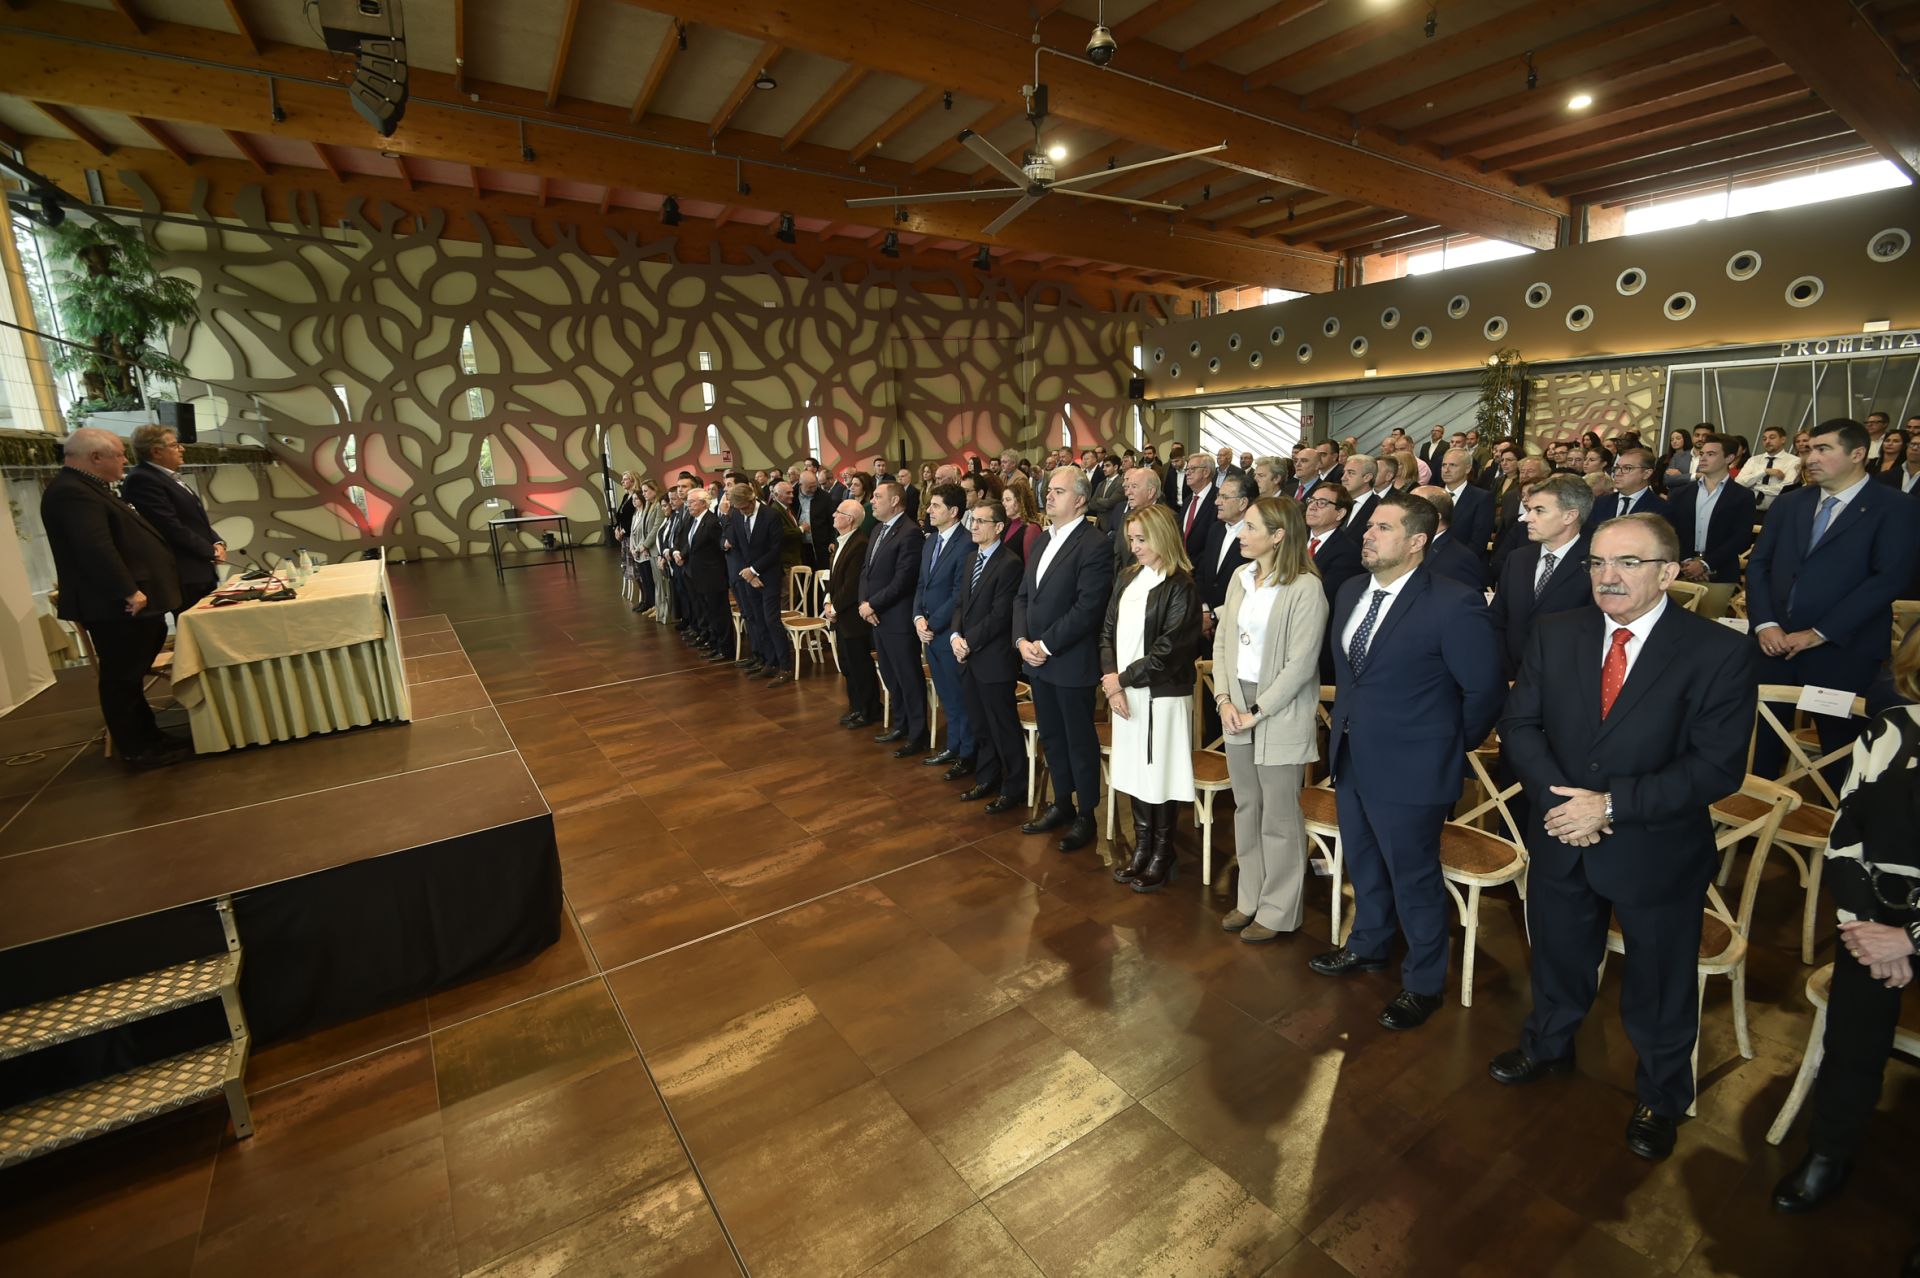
[3,553,1917,1277]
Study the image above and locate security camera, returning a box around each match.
[1085,24,1116,66]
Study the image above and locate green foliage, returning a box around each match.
[1477,347,1528,443]
[42,219,198,410]
[0,429,272,469]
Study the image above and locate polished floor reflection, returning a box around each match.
[1,553,1913,1276]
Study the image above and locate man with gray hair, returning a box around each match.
[1176,451,1218,558]
[42,427,188,767]
[122,422,224,608]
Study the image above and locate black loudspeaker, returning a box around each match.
[1128,376,1146,400]
[153,400,196,444]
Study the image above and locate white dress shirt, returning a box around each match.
[1901,467,1920,495]
[1601,596,1668,685]
[1034,515,1083,584]
[1690,475,1727,556]
[1235,564,1282,684]
[1736,449,1800,505]
[1338,568,1416,659]
[1215,519,1246,573]
[1534,532,1579,593]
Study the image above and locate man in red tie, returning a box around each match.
[1491,513,1756,1163]
[1178,452,1217,558]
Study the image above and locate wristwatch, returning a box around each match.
[1603,793,1615,824]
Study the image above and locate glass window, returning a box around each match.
[1625,159,1907,236]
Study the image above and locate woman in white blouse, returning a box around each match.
[1211,496,1329,942]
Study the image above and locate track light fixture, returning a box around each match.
[660,195,682,226]
[943,91,953,110]
[880,230,899,257]
[1201,184,1211,201]
[1424,6,1437,38]
[676,23,688,51]
[753,69,777,91]
[518,120,534,162]
[1256,194,1275,205]
[972,244,991,271]
[775,212,797,243]
[1525,53,1537,91]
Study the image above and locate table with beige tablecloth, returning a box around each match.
[172,558,412,752]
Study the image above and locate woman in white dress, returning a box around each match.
[1212,496,1328,942]
[1100,502,1204,893]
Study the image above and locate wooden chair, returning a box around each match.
[1665,579,1708,613]
[1300,685,1346,938]
[1605,774,1799,1115]
[1894,600,1919,647]
[1767,962,1920,1144]
[1185,660,1234,889]
[1440,745,1529,1007]
[781,568,831,676]
[1712,684,1863,963]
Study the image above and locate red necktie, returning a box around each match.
[1183,498,1197,537]
[1310,534,1325,558]
[1600,627,1632,718]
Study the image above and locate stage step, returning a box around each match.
[0,952,240,1060]
[0,1037,251,1169]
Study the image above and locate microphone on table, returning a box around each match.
[234,547,279,582]
[226,549,296,601]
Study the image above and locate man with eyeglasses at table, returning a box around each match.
[1582,445,1672,534]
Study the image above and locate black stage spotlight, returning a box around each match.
[660,195,682,226]
[881,231,900,257]
[1425,6,1437,38]
[1525,53,1537,90]
[972,244,991,271]
[677,23,688,50]
[775,212,797,243]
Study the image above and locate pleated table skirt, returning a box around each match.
[185,639,408,753]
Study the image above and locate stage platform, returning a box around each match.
[0,609,561,1102]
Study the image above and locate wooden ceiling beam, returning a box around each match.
[1179,0,1326,72]
[105,0,144,33]
[1725,0,1920,181]
[454,0,468,93]
[1550,115,1857,197]
[224,128,270,175]
[710,39,784,136]
[849,83,942,163]
[33,101,113,156]
[1499,81,1816,177]
[311,140,343,181]
[1320,218,1440,254]
[629,21,680,121]
[1238,196,1361,235]
[1513,97,1829,186]
[783,64,866,150]
[909,100,1014,171]
[218,0,259,54]
[546,0,584,108]
[131,115,192,165]
[1241,6,1410,92]
[1113,0,1202,43]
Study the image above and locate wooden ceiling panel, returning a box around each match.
[561,4,677,108]
[1551,115,1858,197]
[1174,0,1326,70]
[1497,80,1814,175]
[1509,94,1826,185]
[647,24,767,122]
[726,49,850,138]
[796,71,927,154]
[468,0,574,95]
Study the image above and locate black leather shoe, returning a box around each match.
[958,783,993,802]
[1308,947,1389,977]
[874,727,907,744]
[706,651,733,663]
[765,673,792,687]
[1624,1106,1678,1161]
[943,759,975,781]
[124,742,191,770]
[922,748,957,767]
[839,712,857,726]
[1488,1047,1576,1086]
[1771,1152,1851,1213]
[736,658,760,669]
[1057,815,1097,853]
[1022,804,1075,835]
[844,714,871,729]
[984,795,1019,814]
[892,738,929,759]
[1378,990,1444,1030]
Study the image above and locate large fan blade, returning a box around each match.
[981,194,1041,237]
[957,129,1032,187]
[1046,142,1229,190]
[1057,189,1182,214]
[845,187,1023,208]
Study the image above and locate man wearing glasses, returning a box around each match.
[1493,514,1755,1163]
[122,423,225,609]
[1583,446,1672,534]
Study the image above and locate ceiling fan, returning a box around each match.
[845,84,1226,237]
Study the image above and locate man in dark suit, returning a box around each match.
[824,500,879,727]
[1668,432,1756,618]
[41,427,187,767]
[727,482,790,685]
[1338,455,1379,545]
[1087,456,1125,528]
[677,488,730,659]
[1747,417,1920,763]
[1412,489,1488,591]
[1308,492,1505,1030]
[1438,447,1495,559]
[915,483,974,776]
[1492,514,1756,1161]
[788,469,836,575]
[952,499,1025,814]
[1289,445,1326,504]
[1014,465,1115,852]
[1176,453,1219,561]
[1195,473,1252,626]
[120,423,223,609]
[1417,425,1449,474]
[861,480,927,758]
[1489,473,1593,680]
[873,454,920,522]
[1583,446,1673,533]
[1303,480,1363,684]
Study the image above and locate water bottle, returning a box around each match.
[296,547,314,585]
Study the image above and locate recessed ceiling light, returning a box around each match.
[1047,144,1067,161]
[1256,194,1275,204]
[753,70,777,90]
[1567,92,1593,111]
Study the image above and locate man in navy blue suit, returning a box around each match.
[727,482,791,685]
[1489,473,1592,680]
[914,483,975,777]
[1583,445,1673,533]
[120,424,224,609]
[1014,466,1115,853]
[1747,418,1920,762]
[1309,492,1506,1030]
[952,498,1027,813]
[861,481,927,757]
[1667,432,1754,618]
[1304,481,1364,686]
[1413,487,1487,591]
[1437,448,1494,560]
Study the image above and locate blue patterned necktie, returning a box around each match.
[929,531,944,575]
[971,548,987,590]
[1808,495,1840,549]
[1347,589,1388,676]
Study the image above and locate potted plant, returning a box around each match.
[1477,346,1528,446]
[41,218,197,422]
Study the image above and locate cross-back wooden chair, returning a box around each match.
[1440,742,1529,1007]
[1187,660,1233,888]
[1299,685,1345,938]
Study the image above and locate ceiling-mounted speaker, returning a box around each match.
[153,400,196,445]
[319,0,409,137]
[1127,376,1146,400]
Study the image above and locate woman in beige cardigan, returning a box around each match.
[1211,496,1329,942]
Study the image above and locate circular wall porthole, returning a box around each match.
[1207,356,1221,373]
[1227,332,1242,351]
[1867,228,1911,263]
[1616,268,1646,296]
[1726,251,1762,282]
[1168,362,1181,379]
[1446,294,1470,319]
[1268,325,1285,345]
[1524,282,1551,309]
[1296,343,1314,364]
[1248,351,1263,368]
[1664,292,1696,321]
[1565,304,1594,332]
[1152,347,1165,364]
[1322,316,1341,337]
[1188,340,1202,356]
[1380,306,1401,329]
[1483,316,1509,341]
[1349,336,1369,358]
[1411,326,1433,350]
[1785,275,1824,307]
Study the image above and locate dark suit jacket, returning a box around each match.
[1447,483,1495,557]
[1088,473,1125,526]
[1426,530,1487,591]
[119,461,220,598]
[826,530,871,636]
[1418,437,1449,471]
[1162,464,1188,511]
[1341,493,1378,545]
[728,503,784,586]
[1013,519,1114,687]
[1745,478,1920,674]
[1195,518,1248,612]
[1666,478,1756,583]
[1488,535,1590,679]
[682,510,727,592]
[787,488,837,568]
[858,515,924,635]
[1308,528,1362,613]
[913,525,968,634]
[1327,567,1506,806]
[898,482,922,522]
[1583,488,1674,534]
[1177,484,1219,559]
[953,541,1021,683]
[1501,605,1755,905]
[42,468,182,622]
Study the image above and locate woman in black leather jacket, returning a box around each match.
[1100,502,1203,892]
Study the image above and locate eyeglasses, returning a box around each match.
[1610,463,1647,474]
[1304,497,1337,509]
[1583,556,1670,573]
